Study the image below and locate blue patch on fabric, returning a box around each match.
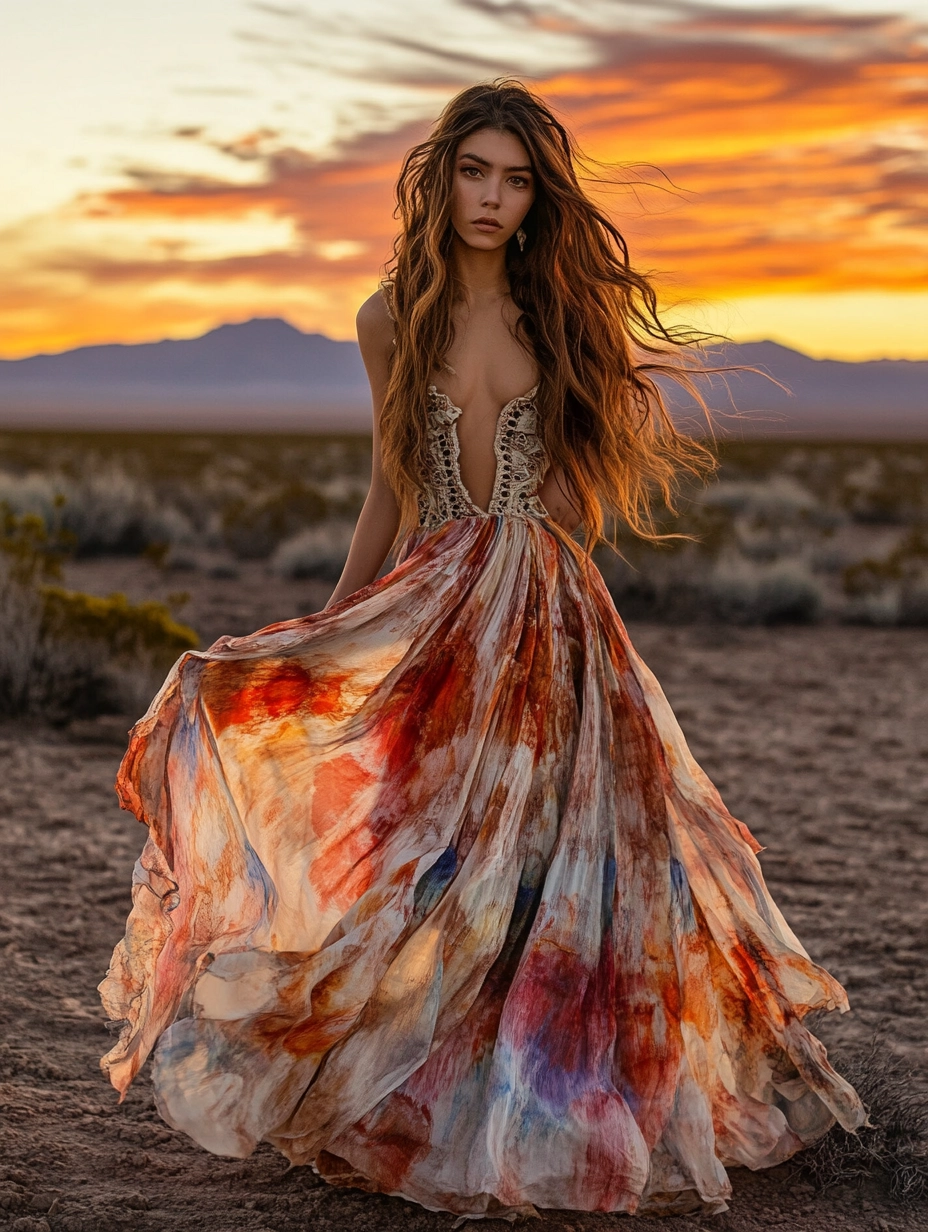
[670,856,696,932]
[413,845,458,915]
[243,838,277,919]
[601,854,616,934]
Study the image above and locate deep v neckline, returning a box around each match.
[427,384,539,516]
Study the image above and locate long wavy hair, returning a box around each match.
[380,78,716,547]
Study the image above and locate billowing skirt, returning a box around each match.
[100,515,864,1218]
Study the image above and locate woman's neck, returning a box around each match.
[451,235,510,305]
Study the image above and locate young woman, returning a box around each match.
[101,81,864,1219]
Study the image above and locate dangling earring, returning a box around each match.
[516,227,527,252]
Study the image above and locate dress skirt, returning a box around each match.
[99,514,865,1218]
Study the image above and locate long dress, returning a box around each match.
[100,385,865,1219]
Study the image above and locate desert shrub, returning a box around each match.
[57,469,196,555]
[701,474,819,520]
[0,466,195,556]
[271,522,355,582]
[0,506,198,719]
[594,541,699,622]
[598,549,825,625]
[0,503,71,712]
[29,588,198,719]
[899,582,928,625]
[597,499,826,625]
[3,432,928,625]
[0,501,70,583]
[0,433,371,558]
[698,475,836,566]
[841,529,928,625]
[840,454,928,525]
[0,472,65,530]
[718,442,928,525]
[705,557,823,624]
[842,529,927,597]
[222,481,328,559]
[41,587,197,659]
[798,1038,928,1203]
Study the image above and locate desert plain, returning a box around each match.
[1,550,926,1232]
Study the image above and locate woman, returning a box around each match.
[100,80,864,1219]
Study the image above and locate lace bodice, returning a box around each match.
[417,386,550,531]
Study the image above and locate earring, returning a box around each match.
[516,227,527,252]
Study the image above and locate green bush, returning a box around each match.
[40,587,197,663]
[0,499,70,586]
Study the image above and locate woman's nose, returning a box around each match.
[481,177,502,206]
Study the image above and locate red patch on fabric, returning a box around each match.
[310,836,377,913]
[308,754,380,911]
[352,1092,434,1183]
[507,939,598,1073]
[201,659,353,734]
[369,627,481,800]
[572,1090,643,1210]
[310,754,376,837]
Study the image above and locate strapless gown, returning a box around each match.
[100,386,865,1219]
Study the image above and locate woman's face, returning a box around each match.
[449,127,535,253]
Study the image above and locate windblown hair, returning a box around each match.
[380,78,716,547]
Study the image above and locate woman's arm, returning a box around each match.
[324,292,401,608]
[538,466,582,534]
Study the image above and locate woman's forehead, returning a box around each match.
[455,127,532,169]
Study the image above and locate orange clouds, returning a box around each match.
[1,1,926,357]
[542,7,928,299]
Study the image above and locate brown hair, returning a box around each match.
[380,78,716,546]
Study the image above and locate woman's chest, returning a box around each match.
[438,306,536,417]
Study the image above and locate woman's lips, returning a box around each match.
[473,218,502,232]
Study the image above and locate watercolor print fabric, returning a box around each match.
[100,515,865,1218]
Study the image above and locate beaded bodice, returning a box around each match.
[417,386,550,531]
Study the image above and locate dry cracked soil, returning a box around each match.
[1,559,927,1232]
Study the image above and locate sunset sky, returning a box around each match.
[2,0,927,360]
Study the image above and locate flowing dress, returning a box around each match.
[100,385,865,1219]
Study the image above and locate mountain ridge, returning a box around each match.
[1,318,925,437]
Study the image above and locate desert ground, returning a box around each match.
[1,558,926,1232]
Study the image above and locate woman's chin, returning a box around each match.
[454,229,509,252]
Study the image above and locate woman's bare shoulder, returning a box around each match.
[356,290,394,396]
[356,289,394,343]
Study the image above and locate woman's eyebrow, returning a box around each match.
[458,152,532,173]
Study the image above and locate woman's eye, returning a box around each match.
[462,166,481,178]
[510,177,528,188]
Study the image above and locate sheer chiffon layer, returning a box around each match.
[100,515,865,1218]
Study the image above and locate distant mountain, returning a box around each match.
[1,318,366,385]
[0,318,371,432]
[670,340,928,438]
[0,318,925,437]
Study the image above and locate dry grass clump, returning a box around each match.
[799,1039,928,1203]
[270,521,356,582]
[0,466,195,555]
